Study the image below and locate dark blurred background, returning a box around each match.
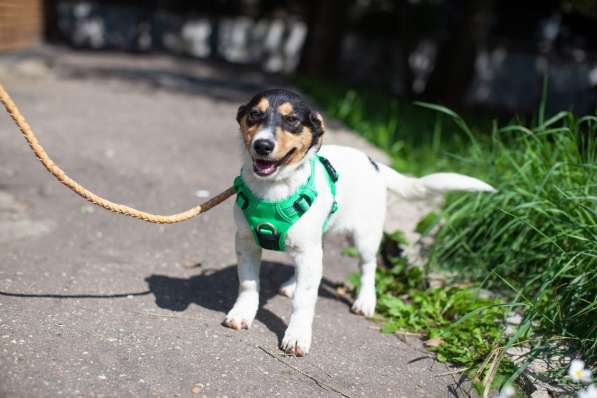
[1,0,596,114]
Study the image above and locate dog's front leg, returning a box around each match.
[224,231,262,330]
[281,245,323,356]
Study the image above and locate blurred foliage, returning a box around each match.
[563,0,597,19]
[296,77,493,175]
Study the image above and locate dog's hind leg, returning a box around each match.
[279,274,297,298]
[351,228,383,317]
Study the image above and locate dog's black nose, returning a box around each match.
[253,139,275,156]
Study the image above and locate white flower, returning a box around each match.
[569,359,593,383]
[497,384,516,398]
[578,384,597,398]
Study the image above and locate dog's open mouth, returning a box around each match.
[253,148,296,177]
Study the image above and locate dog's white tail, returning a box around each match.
[378,164,496,200]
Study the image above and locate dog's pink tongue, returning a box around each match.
[255,159,276,175]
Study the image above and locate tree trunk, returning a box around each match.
[424,0,493,107]
[397,1,417,100]
[298,0,348,76]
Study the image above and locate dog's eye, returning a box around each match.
[285,115,300,125]
[249,110,264,121]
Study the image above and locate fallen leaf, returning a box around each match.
[182,260,202,269]
[191,383,204,395]
[424,337,444,348]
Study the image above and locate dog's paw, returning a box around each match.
[223,302,257,331]
[281,325,311,357]
[278,277,296,298]
[351,293,376,317]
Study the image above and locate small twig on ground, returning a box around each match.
[258,346,353,398]
[129,310,203,321]
[395,330,425,337]
[482,348,505,398]
[333,285,354,306]
[433,368,467,377]
[475,349,496,382]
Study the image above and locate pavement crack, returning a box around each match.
[258,345,353,398]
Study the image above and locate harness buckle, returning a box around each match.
[236,192,249,210]
[293,194,313,215]
[331,201,338,214]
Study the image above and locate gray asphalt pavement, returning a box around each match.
[0,47,474,398]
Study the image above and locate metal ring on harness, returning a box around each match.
[254,222,281,250]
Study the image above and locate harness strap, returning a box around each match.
[319,156,339,231]
[234,155,338,251]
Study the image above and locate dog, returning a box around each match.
[224,88,495,356]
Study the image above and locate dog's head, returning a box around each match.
[236,88,325,180]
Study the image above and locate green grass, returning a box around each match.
[427,105,597,385]
[302,78,597,394]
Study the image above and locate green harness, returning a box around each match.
[233,155,339,251]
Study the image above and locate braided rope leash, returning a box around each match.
[0,83,235,224]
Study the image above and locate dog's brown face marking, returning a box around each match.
[273,125,313,166]
[277,102,293,116]
[238,114,258,149]
[237,97,270,149]
[257,97,270,113]
[236,89,325,177]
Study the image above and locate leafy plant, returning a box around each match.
[340,246,359,257]
[362,245,509,367]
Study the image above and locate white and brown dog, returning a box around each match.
[224,88,494,356]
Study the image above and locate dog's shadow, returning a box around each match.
[144,261,348,345]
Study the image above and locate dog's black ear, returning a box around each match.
[309,111,325,137]
[236,105,247,124]
[308,111,325,150]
